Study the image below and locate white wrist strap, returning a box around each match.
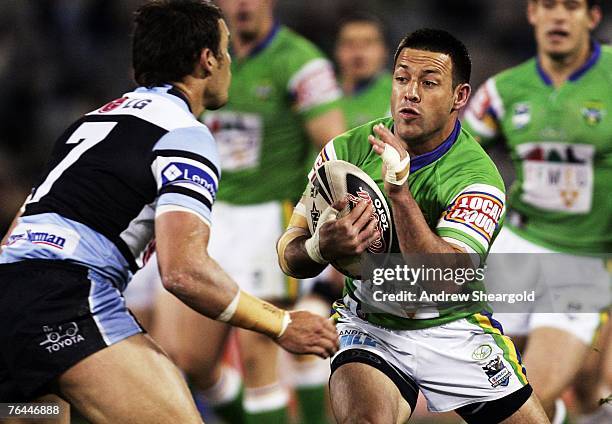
[381,144,410,185]
[277,311,292,338]
[217,291,240,322]
[305,205,339,264]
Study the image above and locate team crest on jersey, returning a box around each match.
[442,192,503,244]
[511,103,531,130]
[581,101,604,126]
[482,356,511,388]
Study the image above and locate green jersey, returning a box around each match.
[339,72,392,130]
[463,42,612,255]
[305,117,506,330]
[202,25,341,204]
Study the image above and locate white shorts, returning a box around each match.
[331,303,528,413]
[207,200,311,301]
[487,227,610,345]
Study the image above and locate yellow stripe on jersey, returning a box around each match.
[591,310,610,349]
[469,313,528,385]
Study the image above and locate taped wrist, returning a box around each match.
[277,227,308,275]
[216,290,292,339]
[381,144,410,185]
[305,205,339,264]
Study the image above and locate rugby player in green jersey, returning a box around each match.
[278,29,550,423]
[463,1,610,422]
[127,1,347,423]
[335,13,392,130]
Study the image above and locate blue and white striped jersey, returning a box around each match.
[1,85,220,290]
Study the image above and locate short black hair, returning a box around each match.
[393,28,471,87]
[132,0,224,87]
[337,12,388,45]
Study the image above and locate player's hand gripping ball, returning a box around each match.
[305,160,394,279]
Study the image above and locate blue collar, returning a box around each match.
[248,22,281,58]
[134,85,192,113]
[536,40,601,86]
[409,120,461,173]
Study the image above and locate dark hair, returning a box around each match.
[393,28,471,87]
[337,12,388,45]
[132,0,224,87]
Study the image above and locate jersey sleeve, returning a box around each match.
[150,126,221,226]
[436,183,506,260]
[462,78,505,146]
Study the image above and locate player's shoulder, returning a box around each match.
[275,26,323,54]
[596,43,612,72]
[439,127,504,190]
[490,57,538,91]
[88,87,204,132]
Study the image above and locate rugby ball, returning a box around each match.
[305,160,393,279]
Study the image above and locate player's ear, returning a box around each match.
[452,83,471,112]
[526,0,537,26]
[198,48,217,78]
[588,5,602,31]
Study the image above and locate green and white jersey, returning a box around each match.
[463,42,612,255]
[304,117,506,330]
[339,72,392,130]
[202,25,342,204]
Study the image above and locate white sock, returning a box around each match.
[552,399,567,424]
[576,402,612,424]
[292,357,330,389]
[197,365,242,406]
[243,382,289,414]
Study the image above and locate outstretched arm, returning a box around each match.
[155,210,339,358]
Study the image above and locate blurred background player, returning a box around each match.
[462,0,611,423]
[335,12,392,130]
[127,0,347,423]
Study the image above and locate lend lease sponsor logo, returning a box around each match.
[162,162,217,199]
[443,192,503,243]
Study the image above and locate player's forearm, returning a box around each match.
[388,186,457,255]
[278,233,327,279]
[161,257,289,338]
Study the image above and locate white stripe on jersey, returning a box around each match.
[485,78,505,119]
[287,58,342,112]
[87,91,205,132]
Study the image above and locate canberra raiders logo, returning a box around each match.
[581,101,605,126]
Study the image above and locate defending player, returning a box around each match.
[462,1,611,422]
[335,12,392,129]
[0,1,338,422]
[278,29,551,423]
[129,0,347,423]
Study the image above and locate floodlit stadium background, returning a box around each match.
[0,1,609,421]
